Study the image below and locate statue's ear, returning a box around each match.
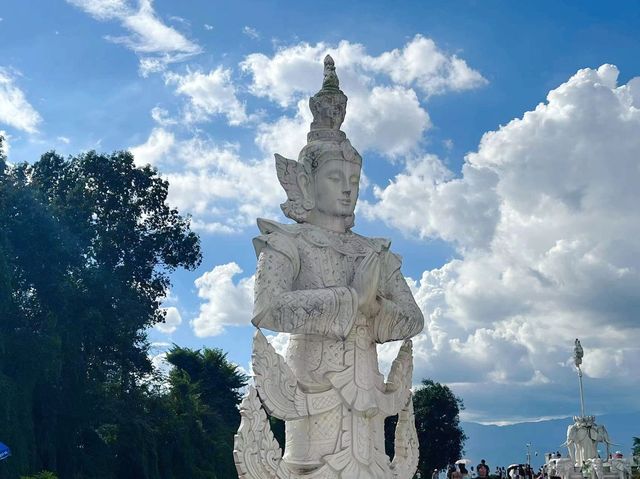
[297,170,312,203]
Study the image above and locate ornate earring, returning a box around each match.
[302,197,314,210]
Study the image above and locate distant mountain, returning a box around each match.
[461,411,640,471]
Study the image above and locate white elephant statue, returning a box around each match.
[566,422,597,465]
[565,418,616,466]
[594,424,616,459]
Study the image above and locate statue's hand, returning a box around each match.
[352,253,381,315]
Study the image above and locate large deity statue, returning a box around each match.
[234,56,424,479]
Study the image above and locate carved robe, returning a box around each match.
[251,218,424,477]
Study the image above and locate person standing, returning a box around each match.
[477,459,490,478]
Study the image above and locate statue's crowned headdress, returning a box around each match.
[307,55,348,142]
[275,55,362,225]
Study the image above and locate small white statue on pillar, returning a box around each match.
[233,56,424,479]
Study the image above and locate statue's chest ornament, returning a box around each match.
[300,225,381,256]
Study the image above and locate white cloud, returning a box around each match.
[154,306,182,334]
[242,37,482,158]
[242,26,260,40]
[241,36,486,107]
[66,0,201,76]
[66,0,130,19]
[204,23,213,31]
[165,67,249,125]
[150,106,177,126]
[0,68,42,134]
[360,154,499,249]
[367,64,640,421]
[149,341,173,380]
[192,262,254,337]
[57,136,71,144]
[129,130,283,233]
[364,35,488,96]
[254,98,310,159]
[130,127,175,166]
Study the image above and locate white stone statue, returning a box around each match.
[566,417,597,466]
[233,56,424,479]
[565,416,615,468]
[553,457,578,479]
[609,456,631,479]
[574,339,584,368]
[585,458,604,479]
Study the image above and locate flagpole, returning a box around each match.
[577,365,585,417]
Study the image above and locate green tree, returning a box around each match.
[20,472,58,479]
[633,436,639,457]
[162,346,248,479]
[414,379,467,475]
[0,149,201,479]
[386,379,467,477]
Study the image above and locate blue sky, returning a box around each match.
[1,0,640,426]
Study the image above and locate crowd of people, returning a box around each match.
[434,459,543,479]
[429,449,636,479]
[437,459,494,479]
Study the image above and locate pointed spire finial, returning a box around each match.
[308,54,348,141]
[322,54,340,91]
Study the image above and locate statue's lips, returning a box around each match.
[338,199,352,206]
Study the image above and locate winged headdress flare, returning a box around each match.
[276,55,362,224]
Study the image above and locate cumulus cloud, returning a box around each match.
[361,155,499,250]
[66,0,201,75]
[242,36,486,106]
[364,35,488,96]
[154,306,182,334]
[242,36,485,158]
[130,127,175,166]
[129,128,284,232]
[165,67,249,125]
[367,64,640,421]
[192,262,254,337]
[0,68,42,133]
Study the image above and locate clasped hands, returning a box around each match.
[350,252,382,317]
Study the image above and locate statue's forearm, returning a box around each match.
[373,296,424,342]
[253,286,358,339]
[372,267,424,342]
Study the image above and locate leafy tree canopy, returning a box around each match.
[0,149,203,479]
[386,378,467,478]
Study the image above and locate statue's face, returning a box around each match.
[312,159,360,217]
